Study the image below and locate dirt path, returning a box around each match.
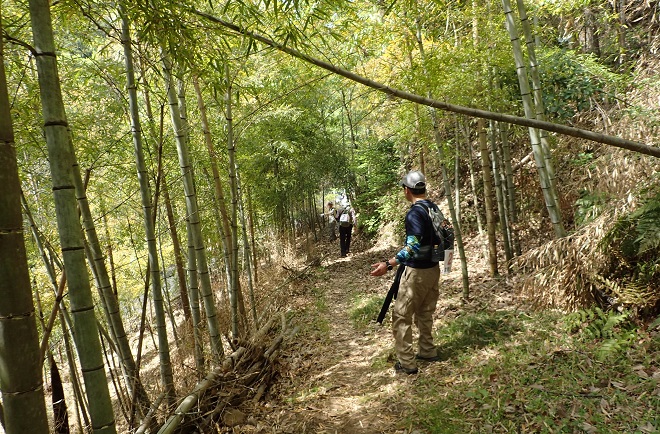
[248,234,493,434]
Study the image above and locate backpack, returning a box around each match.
[339,208,352,227]
[413,203,450,262]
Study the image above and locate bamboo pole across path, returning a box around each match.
[192,9,660,159]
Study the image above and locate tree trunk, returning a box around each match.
[454,134,461,223]
[582,8,601,57]
[139,56,191,322]
[247,185,258,285]
[225,66,243,339]
[341,89,358,151]
[415,18,470,299]
[193,76,233,260]
[186,219,206,374]
[121,7,176,405]
[28,0,117,430]
[61,310,89,433]
[159,242,180,349]
[478,119,499,276]
[502,0,566,238]
[161,51,224,359]
[101,200,119,297]
[463,122,484,236]
[489,122,513,270]
[162,176,191,319]
[236,169,259,329]
[77,134,152,422]
[617,0,626,66]
[193,75,234,318]
[516,0,560,210]
[499,124,522,256]
[0,14,50,430]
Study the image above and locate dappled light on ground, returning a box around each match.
[239,230,518,433]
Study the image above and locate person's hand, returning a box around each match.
[370,261,387,277]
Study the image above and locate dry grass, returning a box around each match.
[510,201,632,311]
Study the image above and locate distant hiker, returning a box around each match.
[442,218,455,274]
[326,202,337,241]
[337,204,356,257]
[370,170,442,375]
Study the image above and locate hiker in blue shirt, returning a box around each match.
[370,170,443,374]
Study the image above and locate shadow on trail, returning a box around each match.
[436,311,522,361]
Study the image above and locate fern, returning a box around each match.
[602,187,660,259]
[650,316,660,330]
[597,188,660,313]
[564,307,636,360]
[565,307,631,339]
[630,198,660,255]
[574,190,610,227]
[596,337,623,359]
[565,308,636,359]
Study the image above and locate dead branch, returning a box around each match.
[155,313,292,434]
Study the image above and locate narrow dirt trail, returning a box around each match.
[249,234,496,434]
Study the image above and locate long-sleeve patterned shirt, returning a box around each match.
[394,199,440,269]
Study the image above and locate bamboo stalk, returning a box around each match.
[134,392,166,434]
[39,272,66,360]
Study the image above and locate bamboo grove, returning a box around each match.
[1,0,659,431]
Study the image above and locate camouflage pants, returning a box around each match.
[392,265,440,370]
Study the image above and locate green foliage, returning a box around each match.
[238,91,349,230]
[629,195,660,257]
[410,309,659,433]
[650,314,660,328]
[534,0,599,15]
[570,150,597,167]
[349,293,383,328]
[353,139,401,236]
[600,186,660,277]
[565,307,627,338]
[564,307,636,359]
[438,310,522,352]
[574,189,609,226]
[540,49,624,120]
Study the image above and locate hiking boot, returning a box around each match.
[415,352,443,362]
[394,362,418,375]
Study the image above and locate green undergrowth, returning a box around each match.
[295,270,331,338]
[404,308,660,433]
[349,292,384,328]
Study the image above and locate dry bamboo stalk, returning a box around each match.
[135,392,166,434]
[156,314,286,433]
